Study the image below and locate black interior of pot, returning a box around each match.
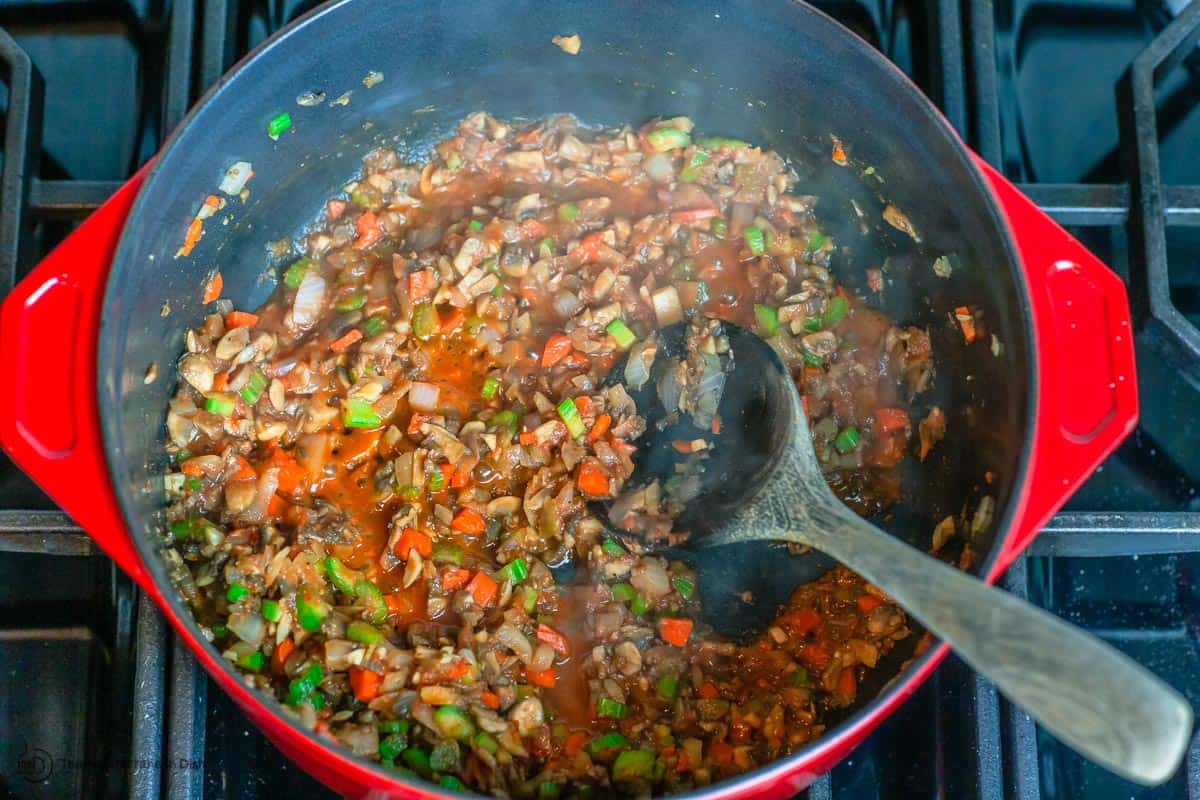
[100,0,1031,774]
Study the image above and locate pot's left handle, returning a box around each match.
[0,169,159,596]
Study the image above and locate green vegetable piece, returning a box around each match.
[296,586,329,631]
[670,259,694,281]
[679,150,709,182]
[434,705,476,741]
[586,731,628,756]
[346,620,384,644]
[236,651,264,672]
[539,781,561,799]
[205,394,235,416]
[363,316,388,336]
[379,733,408,761]
[710,217,728,240]
[596,697,627,719]
[342,398,381,428]
[834,426,861,454]
[240,369,268,405]
[557,203,580,223]
[412,302,438,341]
[646,127,691,152]
[612,749,656,782]
[823,295,848,327]
[324,556,358,595]
[481,377,500,399]
[803,316,822,332]
[336,291,367,312]
[402,747,433,778]
[430,739,460,771]
[605,319,637,350]
[469,219,484,232]
[226,583,249,603]
[287,662,323,705]
[601,538,625,557]
[693,136,751,149]
[284,257,315,289]
[378,719,410,735]
[397,483,422,501]
[431,543,465,565]
[807,230,826,251]
[210,623,227,638]
[522,586,538,614]
[672,576,695,599]
[260,599,280,622]
[184,477,203,492]
[657,673,679,701]
[473,731,500,754]
[440,775,468,792]
[490,410,519,443]
[744,225,766,256]
[791,666,810,687]
[537,237,555,258]
[267,112,292,139]
[754,304,779,337]
[630,594,650,616]
[611,583,635,603]
[557,397,586,439]
[355,579,388,624]
[497,557,528,584]
[802,350,824,369]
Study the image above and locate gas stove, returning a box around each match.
[1,1,1198,798]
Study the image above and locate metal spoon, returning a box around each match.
[596,321,1192,786]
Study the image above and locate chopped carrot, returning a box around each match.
[445,660,470,680]
[800,394,811,419]
[576,461,610,497]
[181,218,205,259]
[565,731,587,757]
[466,571,498,607]
[354,211,383,249]
[451,507,486,535]
[837,667,857,700]
[609,438,637,458]
[541,333,573,367]
[659,617,693,647]
[441,567,472,591]
[676,749,692,772]
[874,407,910,433]
[519,218,547,239]
[536,623,570,656]
[202,270,222,303]
[179,458,206,477]
[408,268,434,300]
[955,306,977,343]
[588,413,612,443]
[440,307,465,334]
[831,141,848,165]
[799,641,831,671]
[225,311,259,329]
[519,431,537,446]
[709,741,734,768]
[669,207,720,224]
[525,666,557,688]
[349,665,382,702]
[779,608,821,635]
[438,463,455,487]
[330,329,364,353]
[394,528,433,559]
[481,691,500,710]
[231,455,256,481]
[698,681,720,699]
[407,413,427,438]
[574,395,594,417]
[270,447,308,496]
[272,636,295,675]
[672,440,693,454]
[212,373,229,392]
[857,594,884,614]
[573,232,607,263]
[327,199,346,219]
[711,414,722,435]
[267,493,285,516]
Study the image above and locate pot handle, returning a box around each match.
[972,156,1138,566]
[0,170,159,596]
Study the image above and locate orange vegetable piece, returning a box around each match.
[440,307,465,334]
[349,665,382,702]
[574,395,594,417]
[330,329,363,353]
[659,617,693,647]
[857,594,884,614]
[407,413,427,438]
[955,306,977,343]
[669,207,719,224]
[698,681,720,699]
[267,493,286,517]
[225,311,259,329]
[179,458,205,477]
[441,567,472,591]
[449,464,470,489]
[711,415,722,435]
[576,461,610,497]
[565,731,587,757]
[708,741,734,768]
[573,232,607,263]
[466,571,498,608]
[445,660,469,680]
[354,211,383,249]
[519,218,547,239]
[408,268,434,300]
[874,407,910,433]
[837,667,857,701]
[525,667,557,688]
[201,270,222,303]
[272,636,295,675]
[394,528,433,559]
[481,691,500,710]
[518,431,537,446]
[588,413,611,443]
[536,623,570,656]
[231,455,256,481]
[541,333,573,367]
[800,641,831,671]
[211,373,229,392]
[831,141,848,165]
[451,507,486,535]
[182,218,205,259]
[327,199,346,219]
[779,608,821,635]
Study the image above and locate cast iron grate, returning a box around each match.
[1,0,1198,798]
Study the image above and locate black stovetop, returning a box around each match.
[2,1,1199,799]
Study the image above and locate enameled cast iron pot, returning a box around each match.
[0,1,1138,797]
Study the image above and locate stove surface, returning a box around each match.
[1,1,1199,799]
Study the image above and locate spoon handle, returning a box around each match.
[786,505,1193,786]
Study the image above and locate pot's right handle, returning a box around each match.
[972,156,1138,570]
[0,169,160,597]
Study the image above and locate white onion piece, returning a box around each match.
[496,623,533,662]
[228,611,265,646]
[651,286,683,326]
[242,467,280,523]
[631,559,671,599]
[219,161,254,196]
[531,643,556,672]
[552,290,580,319]
[643,153,674,183]
[292,272,326,329]
[409,381,441,412]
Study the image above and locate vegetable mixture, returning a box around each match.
[163,114,933,797]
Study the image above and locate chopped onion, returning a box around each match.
[219,161,254,196]
[409,381,441,412]
[692,353,726,428]
[657,364,682,414]
[643,153,673,183]
[496,623,533,662]
[552,290,580,319]
[227,611,265,647]
[652,286,683,326]
[624,338,656,391]
[531,643,556,672]
[292,272,326,329]
[631,560,671,599]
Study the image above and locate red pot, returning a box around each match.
[0,0,1136,796]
